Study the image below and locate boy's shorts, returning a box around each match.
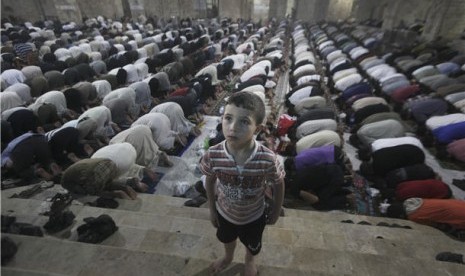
[216,212,266,255]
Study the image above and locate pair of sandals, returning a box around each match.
[77,214,118,244]
[340,220,412,229]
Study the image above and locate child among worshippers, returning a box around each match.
[199,91,285,276]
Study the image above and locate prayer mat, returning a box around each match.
[352,173,377,216]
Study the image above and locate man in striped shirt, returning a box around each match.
[200,91,285,276]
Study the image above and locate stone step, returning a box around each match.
[2,195,447,240]
[0,185,439,236]
[2,233,341,276]
[2,267,67,276]
[3,198,464,265]
[3,230,463,276]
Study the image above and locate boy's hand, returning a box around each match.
[210,211,219,228]
[266,209,281,225]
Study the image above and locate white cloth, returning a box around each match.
[240,66,266,83]
[92,80,112,99]
[425,113,465,131]
[92,142,144,179]
[352,97,388,111]
[288,86,317,106]
[131,112,177,150]
[295,130,342,154]
[334,73,362,92]
[4,83,32,104]
[110,125,162,169]
[150,102,194,137]
[294,96,327,116]
[295,119,338,139]
[1,69,26,88]
[195,65,221,85]
[78,106,112,137]
[103,87,138,118]
[371,136,424,152]
[28,90,67,116]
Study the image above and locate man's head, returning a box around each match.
[225,91,265,125]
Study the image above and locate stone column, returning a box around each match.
[53,0,82,23]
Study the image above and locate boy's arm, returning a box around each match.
[205,175,219,228]
[268,177,285,225]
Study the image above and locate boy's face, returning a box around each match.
[222,104,259,149]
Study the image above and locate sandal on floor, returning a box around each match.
[184,195,207,208]
[436,252,464,264]
[77,214,118,244]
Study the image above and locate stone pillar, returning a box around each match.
[326,0,354,22]
[218,0,252,20]
[269,0,288,19]
[52,0,82,23]
[425,0,465,40]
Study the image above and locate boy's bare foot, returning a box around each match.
[244,261,258,276]
[210,257,233,274]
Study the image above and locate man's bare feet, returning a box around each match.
[35,167,54,181]
[190,126,201,136]
[210,257,233,274]
[49,163,62,175]
[159,152,174,167]
[67,152,81,163]
[83,144,94,156]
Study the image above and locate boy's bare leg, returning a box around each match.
[244,248,258,276]
[211,240,236,273]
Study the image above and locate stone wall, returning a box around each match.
[218,0,252,20]
[268,0,288,20]
[77,0,124,20]
[326,0,353,22]
[1,0,464,42]
[2,0,47,23]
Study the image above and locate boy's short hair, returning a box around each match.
[226,91,266,125]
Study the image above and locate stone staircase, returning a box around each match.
[1,185,464,275]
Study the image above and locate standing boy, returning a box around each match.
[199,91,285,276]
